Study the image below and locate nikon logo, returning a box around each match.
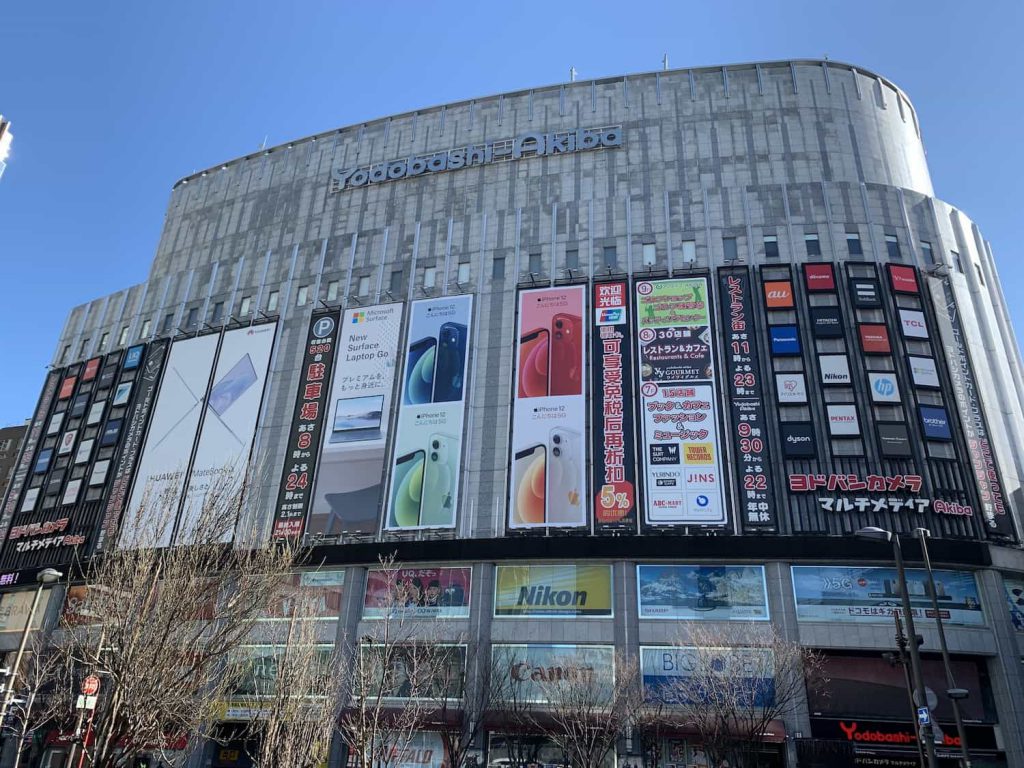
[331,126,622,192]
[517,586,587,607]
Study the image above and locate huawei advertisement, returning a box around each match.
[508,286,587,530]
[308,303,403,536]
[385,296,472,531]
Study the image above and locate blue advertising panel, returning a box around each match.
[792,566,985,627]
[637,565,769,620]
[919,405,952,441]
[1004,576,1024,632]
[640,646,775,706]
[769,325,801,356]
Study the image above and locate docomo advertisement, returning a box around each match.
[386,296,472,531]
[308,303,403,537]
[508,287,587,530]
[591,282,638,530]
[179,323,277,543]
[122,334,221,548]
[635,278,726,526]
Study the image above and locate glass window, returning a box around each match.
[267,290,280,313]
[805,234,821,257]
[296,285,309,307]
[211,301,224,323]
[326,280,340,302]
[846,233,863,257]
[185,308,198,329]
[79,338,89,357]
[528,250,542,275]
[357,276,371,296]
[885,234,902,260]
[389,270,403,293]
[98,331,110,351]
[161,313,174,333]
[492,257,505,279]
[642,243,657,266]
[920,241,935,265]
[60,345,71,364]
[722,237,738,261]
[975,263,986,286]
[117,326,130,346]
[603,246,617,269]
[764,236,779,260]
[681,240,697,263]
[457,262,471,284]
[239,295,253,316]
[952,251,964,273]
[423,267,437,289]
[140,319,152,338]
[565,248,579,270]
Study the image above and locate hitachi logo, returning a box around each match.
[517,586,586,607]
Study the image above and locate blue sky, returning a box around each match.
[0,0,1021,425]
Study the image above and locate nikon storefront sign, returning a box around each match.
[494,564,612,617]
[330,126,621,192]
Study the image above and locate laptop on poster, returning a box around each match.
[329,395,384,443]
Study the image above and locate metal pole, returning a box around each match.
[0,582,45,723]
[916,528,972,767]
[893,535,939,768]
[894,611,927,768]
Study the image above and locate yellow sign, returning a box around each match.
[494,564,612,617]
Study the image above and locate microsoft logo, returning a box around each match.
[351,312,365,324]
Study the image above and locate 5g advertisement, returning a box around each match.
[635,278,726,527]
[308,303,403,536]
[385,296,472,531]
[508,286,587,530]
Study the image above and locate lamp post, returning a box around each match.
[0,568,63,726]
[856,527,938,768]
[915,528,972,767]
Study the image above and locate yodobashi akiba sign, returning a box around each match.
[330,126,622,192]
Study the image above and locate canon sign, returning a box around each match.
[330,126,621,192]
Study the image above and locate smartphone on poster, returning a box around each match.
[390,450,426,527]
[433,322,468,402]
[405,337,437,405]
[546,427,583,524]
[517,328,549,398]
[549,313,582,396]
[511,444,546,526]
[420,433,458,526]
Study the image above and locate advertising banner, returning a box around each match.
[810,306,844,338]
[1004,577,1024,632]
[361,644,466,700]
[718,269,777,530]
[850,276,882,308]
[635,278,726,526]
[775,373,807,404]
[769,325,801,356]
[179,323,277,542]
[261,570,346,622]
[640,646,775,706]
[878,424,913,458]
[491,644,615,703]
[859,324,891,354]
[96,341,167,551]
[273,313,341,539]
[898,309,929,339]
[931,278,1014,539]
[762,280,794,309]
[908,356,941,389]
[0,371,60,542]
[123,334,220,548]
[386,296,472,531]
[803,263,836,293]
[826,405,860,437]
[363,566,471,619]
[919,405,952,441]
[888,264,920,295]
[509,287,587,529]
[868,372,901,403]
[792,565,985,626]
[636,565,769,620]
[308,303,403,536]
[591,282,638,530]
[494,564,612,617]
[0,589,53,633]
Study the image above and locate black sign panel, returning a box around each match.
[877,423,913,458]
[810,306,844,338]
[273,312,341,538]
[781,423,816,458]
[849,277,882,309]
[591,282,638,531]
[718,268,778,530]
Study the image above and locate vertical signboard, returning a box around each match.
[931,279,1015,540]
[508,286,587,529]
[718,269,777,531]
[122,334,220,548]
[635,278,726,526]
[0,371,61,542]
[591,282,638,531]
[178,322,278,542]
[96,340,168,551]
[385,295,473,531]
[273,313,340,539]
[308,303,403,537]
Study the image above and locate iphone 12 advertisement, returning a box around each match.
[508,286,587,530]
[385,295,473,530]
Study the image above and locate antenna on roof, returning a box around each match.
[663,54,669,71]
[569,66,577,82]
[259,135,267,151]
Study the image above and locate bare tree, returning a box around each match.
[646,624,825,768]
[234,582,347,768]
[486,646,544,768]
[530,650,642,768]
[3,631,71,768]
[340,555,447,768]
[54,472,298,768]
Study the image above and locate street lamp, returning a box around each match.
[915,528,972,768]
[0,568,63,724]
[855,527,938,768]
